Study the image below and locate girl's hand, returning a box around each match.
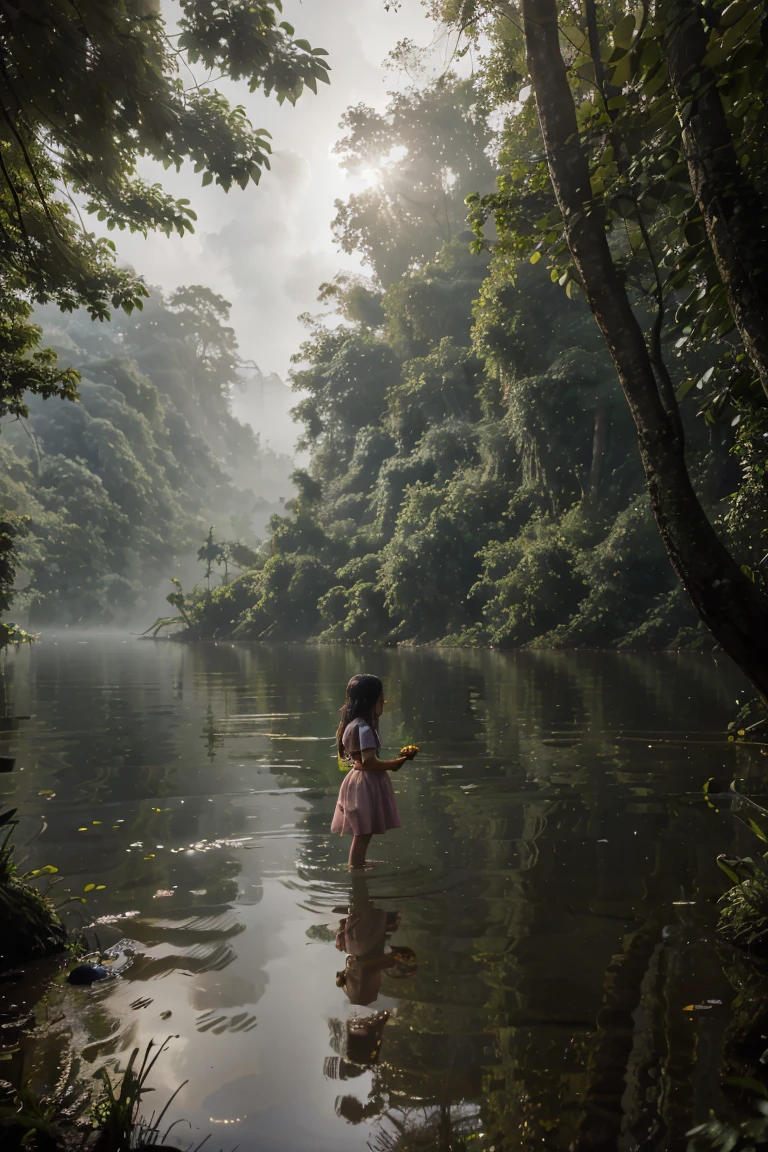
[392,756,408,772]
[399,745,419,760]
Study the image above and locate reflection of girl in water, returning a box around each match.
[329,875,417,1089]
[331,674,418,869]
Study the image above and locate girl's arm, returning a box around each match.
[359,747,407,772]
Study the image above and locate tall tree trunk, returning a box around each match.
[663,0,768,400]
[520,0,768,699]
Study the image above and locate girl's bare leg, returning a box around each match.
[349,833,373,869]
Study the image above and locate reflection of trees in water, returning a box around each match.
[369,1102,480,1152]
[466,764,737,1149]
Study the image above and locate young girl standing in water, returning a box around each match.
[331,674,418,869]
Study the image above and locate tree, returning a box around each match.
[523,0,768,695]
[332,76,495,286]
[290,325,399,479]
[438,0,768,697]
[662,0,768,399]
[0,0,329,416]
[0,516,33,647]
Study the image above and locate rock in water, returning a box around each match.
[67,963,113,985]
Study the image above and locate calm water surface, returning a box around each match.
[1,639,765,1151]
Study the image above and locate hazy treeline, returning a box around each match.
[173,73,755,649]
[0,287,292,627]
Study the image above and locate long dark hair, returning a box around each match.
[336,674,383,760]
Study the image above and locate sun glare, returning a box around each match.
[359,166,382,189]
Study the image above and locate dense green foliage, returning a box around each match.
[180,70,760,648]
[0,807,66,969]
[0,0,325,642]
[1,288,291,628]
[0,0,327,419]
[2,3,767,655]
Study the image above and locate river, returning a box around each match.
[0,638,764,1151]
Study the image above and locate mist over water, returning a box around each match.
[1,638,761,1150]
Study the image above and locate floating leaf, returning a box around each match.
[84,883,95,892]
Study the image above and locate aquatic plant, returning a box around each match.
[0,1039,210,1151]
[706,777,768,955]
[91,1038,187,1152]
[0,807,66,969]
[718,854,768,954]
[0,1050,87,1152]
[0,1080,70,1151]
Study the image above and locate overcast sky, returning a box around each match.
[113,0,446,380]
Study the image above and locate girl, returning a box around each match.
[331,673,417,868]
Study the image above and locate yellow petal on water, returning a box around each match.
[96,885,106,890]
[78,827,88,832]
[683,1004,695,1011]
[92,820,101,825]
[83,883,95,892]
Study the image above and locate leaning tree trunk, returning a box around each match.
[663,0,768,401]
[519,0,768,699]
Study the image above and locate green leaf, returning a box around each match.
[561,24,589,55]
[749,818,768,841]
[724,1076,768,1099]
[717,857,742,884]
[610,53,633,85]
[611,13,636,50]
[642,66,668,98]
[529,251,542,264]
[720,0,751,26]
[639,38,662,72]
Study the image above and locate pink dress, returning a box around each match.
[331,717,401,836]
